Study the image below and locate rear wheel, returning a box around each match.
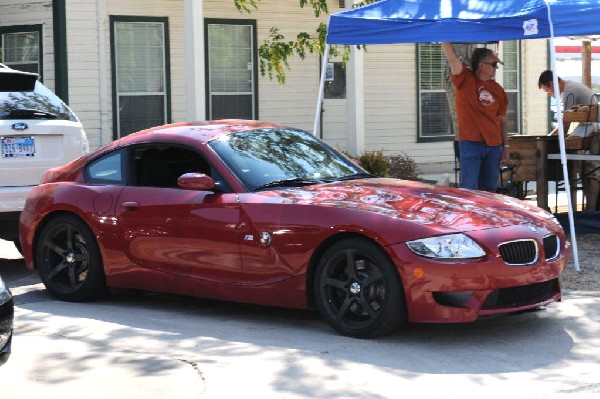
[314,238,407,338]
[35,215,107,302]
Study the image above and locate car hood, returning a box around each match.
[257,177,555,233]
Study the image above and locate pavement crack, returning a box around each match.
[176,358,206,389]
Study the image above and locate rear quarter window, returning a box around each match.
[0,81,78,122]
[86,151,124,183]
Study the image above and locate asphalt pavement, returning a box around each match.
[1,239,600,398]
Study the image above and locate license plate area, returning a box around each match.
[1,136,36,157]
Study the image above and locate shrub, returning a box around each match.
[339,149,419,180]
[359,150,388,176]
[386,153,420,180]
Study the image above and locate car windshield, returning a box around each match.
[0,81,78,121]
[208,127,366,191]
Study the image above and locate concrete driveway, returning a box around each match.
[1,239,599,398]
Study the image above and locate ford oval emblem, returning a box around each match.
[11,122,29,131]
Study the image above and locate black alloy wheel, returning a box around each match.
[314,237,407,338]
[35,215,107,302]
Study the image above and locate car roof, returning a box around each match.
[119,119,286,146]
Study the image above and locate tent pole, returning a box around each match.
[546,3,580,271]
[313,43,331,136]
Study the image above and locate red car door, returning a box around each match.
[116,186,242,284]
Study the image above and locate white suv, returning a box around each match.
[0,65,89,249]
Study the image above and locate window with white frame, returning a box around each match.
[0,26,42,76]
[111,17,170,138]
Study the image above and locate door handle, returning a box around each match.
[121,201,140,210]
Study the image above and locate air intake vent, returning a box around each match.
[499,239,537,265]
[482,279,559,309]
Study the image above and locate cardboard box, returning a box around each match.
[563,104,598,123]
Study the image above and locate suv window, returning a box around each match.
[0,77,78,122]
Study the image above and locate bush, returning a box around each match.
[386,153,420,180]
[359,150,388,176]
[339,149,419,180]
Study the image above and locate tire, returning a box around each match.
[35,215,107,302]
[314,237,407,338]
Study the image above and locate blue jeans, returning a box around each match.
[459,141,502,192]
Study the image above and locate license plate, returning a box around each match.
[1,136,36,157]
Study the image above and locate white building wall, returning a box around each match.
[204,0,338,134]
[363,44,457,165]
[1,0,551,169]
[64,0,188,148]
[65,0,103,148]
[523,39,551,136]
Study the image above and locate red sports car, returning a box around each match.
[19,120,568,338]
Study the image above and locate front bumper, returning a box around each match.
[387,228,567,324]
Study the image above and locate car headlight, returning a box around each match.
[0,277,12,306]
[406,233,486,259]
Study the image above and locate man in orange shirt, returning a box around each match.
[442,43,510,192]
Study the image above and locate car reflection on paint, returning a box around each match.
[19,120,568,338]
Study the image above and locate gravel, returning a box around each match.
[561,234,600,292]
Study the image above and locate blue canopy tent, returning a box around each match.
[315,0,600,271]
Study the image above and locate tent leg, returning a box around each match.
[313,43,330,136]
[546,7,580,271]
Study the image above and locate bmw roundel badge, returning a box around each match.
[11,122,29,131]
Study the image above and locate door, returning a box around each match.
[113,144,243,284]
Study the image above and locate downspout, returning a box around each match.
[96,0,108,146]
[52,0,69,103]
[313,42,330,136]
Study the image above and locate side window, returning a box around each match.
[0,25,43,77]
[87,151,123,183]
[133,145,230,191]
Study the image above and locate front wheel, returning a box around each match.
[35,215,107,302]
[314,238,407,338]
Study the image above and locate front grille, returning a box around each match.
[499,239,537,265]
[543,235,560,260]
[482,279,559,309]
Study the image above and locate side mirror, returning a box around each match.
[177,173,216,191]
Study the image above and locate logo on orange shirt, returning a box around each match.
[478,86,495,106]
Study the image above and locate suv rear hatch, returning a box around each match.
[0,68,88,187]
